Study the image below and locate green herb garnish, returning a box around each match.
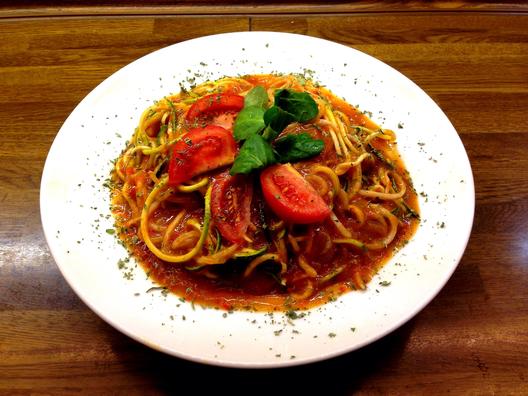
[230,86,324,175]
[230,134,277,175]
[272,88,318,123]
[233,106,266,141]
[274,133,325,163]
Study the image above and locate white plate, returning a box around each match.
[40,32,474,368]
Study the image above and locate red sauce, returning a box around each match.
[120,187,418,312]
[112,76,420,312]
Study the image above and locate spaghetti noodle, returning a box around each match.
[108,74,419,311]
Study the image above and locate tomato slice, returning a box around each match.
[168,125,237,186]
[211,112,237,130]
[211,172,253,245]
[186,93,244,123]
[260,164,331,224]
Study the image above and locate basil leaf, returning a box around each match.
[233,106,266,141]
[263,106,295,139]
[261,125,279,142]
[274,133,324,163]
[230,87,321,175]
[244,86,268,108]
[233,86,269,141]
[230,134,277,175]
[274,89,318,122]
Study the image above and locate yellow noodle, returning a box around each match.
[359,180,406,200]
[342,133,358,153]
[334,153,371,176]
[161,210,186,250]
[124,216,141,228]
[328,128,342,156]
[244,254,286,277]
[149,221,168,233]
[140,177,211,263]
[305,174,329,197]
[333,238,366,250]
[148,171,160,185]
[290,280,314,300]
[298,255,318,278]
[177,177,209,193]
[120,183,139,216]
[311,165,341,195]
[351,125,377,135]
[319,266,345,283]
[330,211,352,238]
[347,163,363,196]
[336,189,349,209]
[348,204,366,226]
[333,111,350,157]
[195,244,240,265]
[353,271,366,290]
[319,229,333,254]
[149,235,163,244]
[287,234,300,253]
[269,220,285,231]
[381,128,396,140]
[171,231,200,251]
[138,106,163,136]
[364,205,399,249]
[364,131,384,144]
[274,237,288,264]
[367,212,389,235]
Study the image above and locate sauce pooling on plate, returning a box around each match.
[109,74,419,311]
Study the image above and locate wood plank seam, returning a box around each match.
[1,5,528,19]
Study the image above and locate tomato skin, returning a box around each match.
[186,93,244,123]
[260,164,331,224]
[168,125,237,186]
[211,172,253,245]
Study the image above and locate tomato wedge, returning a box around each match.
[168,125,237,186]
[211,172,253,245]
[211,112,237,130]
[260,164,331,224]
[186,93,244,123]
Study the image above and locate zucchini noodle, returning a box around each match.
[109,73,419,311]
[139,177,211,263]
[244,254,287,278]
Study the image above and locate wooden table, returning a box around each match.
[1,2,527,394]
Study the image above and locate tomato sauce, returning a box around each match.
[112,75,420,312]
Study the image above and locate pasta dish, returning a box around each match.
[108,74,419,311]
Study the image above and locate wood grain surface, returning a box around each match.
[1,2,527,394]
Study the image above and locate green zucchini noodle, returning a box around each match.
[108,73,420,311]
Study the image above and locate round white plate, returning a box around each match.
[40,32,474,368]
